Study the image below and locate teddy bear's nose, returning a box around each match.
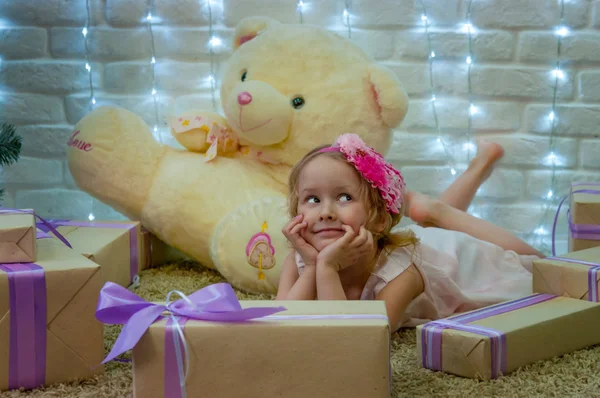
[237,92,253,106]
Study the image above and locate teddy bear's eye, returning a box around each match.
[241,71,247,82]
[291,96,305,110]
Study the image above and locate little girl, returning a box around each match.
[276,133,544,331]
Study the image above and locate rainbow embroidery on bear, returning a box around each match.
[246,221,276,280]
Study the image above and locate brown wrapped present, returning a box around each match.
[533,246,600,302]
[0,209,36,263]
[417,294,600,380]
[37,220,142,288]
[97,283,391,398]
[568,182,600,252]
[139,227,189,269]
[0,238,104,391]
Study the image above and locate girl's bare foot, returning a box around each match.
[472,139,505,181]
[406,191,441,228]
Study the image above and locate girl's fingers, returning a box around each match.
[290,221,307,236]
[352,226,368,247]
[365,230,374,248]
[283,215,303,235]
[340,225,356,244]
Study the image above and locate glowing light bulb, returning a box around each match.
[546,151,557,163]
[209,36,222,47]
[451,168,457,175]
[463,141,476,152]
[556,26,569,37]
[85,63,91,71]
[430,51,435,58]
[82,27,88,36]
[552,68,564,79]
[88,213,95,221]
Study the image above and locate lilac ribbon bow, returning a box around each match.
[96,282,286,396]
[96,281,287,362]
[0,208,72,249]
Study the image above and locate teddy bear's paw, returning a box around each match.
[210,196,289,294]
[168,110,236,156]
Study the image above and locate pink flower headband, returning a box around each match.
[318,133,406,215]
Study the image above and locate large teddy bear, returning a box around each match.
[67,16,409,294]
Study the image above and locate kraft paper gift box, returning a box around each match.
[533,246,600,302]
[139,227,190,269]
[568,182,600,252]
[416,293,600,381]
[0,238,104,391]
[97,283,391,398]
[0,209,36,263]
[37,220,142,288]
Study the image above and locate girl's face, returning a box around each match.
[296,155,370,251]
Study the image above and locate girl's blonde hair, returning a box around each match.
[287,144,420,257]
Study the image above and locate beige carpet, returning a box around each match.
[5,261,600,398]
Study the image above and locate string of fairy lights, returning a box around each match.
[532,0,569,252]
[77,0,571,249]
[145,0,161,141]
[343,1,352,39]
[206,0,220,112]
[464,0,476,162]
[82,0,96,221]
[418,0,458,176]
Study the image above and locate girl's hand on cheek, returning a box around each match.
[317,225,374,271]
[282,214,319,267]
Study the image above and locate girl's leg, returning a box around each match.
[408,192,544,257]
[437,139,505,212]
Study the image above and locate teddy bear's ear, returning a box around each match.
[233,16,281,50]
[368,64,409,128]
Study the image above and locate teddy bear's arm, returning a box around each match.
[168,111,237,154]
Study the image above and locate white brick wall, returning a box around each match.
[1,0,600,255]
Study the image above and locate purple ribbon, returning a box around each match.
[0,208,72,249]
[96,281,287,363]
[546,256,600,302]
[551,187,600,256]
[0,263,47,390]
[37,220,139,284]
[421,293,557,379]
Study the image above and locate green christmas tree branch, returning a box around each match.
[0,123,23,203]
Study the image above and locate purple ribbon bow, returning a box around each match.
[96,282,287,364]
[0,208,72,249]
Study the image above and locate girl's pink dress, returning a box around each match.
[296,224,540,330]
